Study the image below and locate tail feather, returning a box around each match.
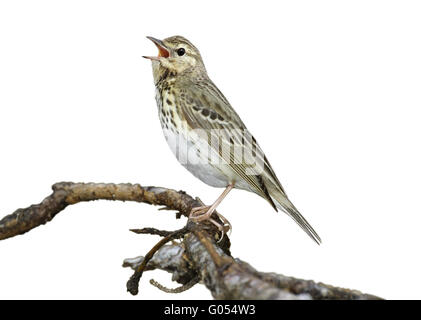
[271,192,321,245]
[283,202,321,245]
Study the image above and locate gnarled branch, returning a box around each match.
[0,182,382,300]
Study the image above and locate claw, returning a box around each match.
[214,212,232,237]
[209,218,228,242]
[189,204,232,242]
[189,205,212,221]
[188,184,235,241]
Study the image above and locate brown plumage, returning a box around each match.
[144,35,321,244]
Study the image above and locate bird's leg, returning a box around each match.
[189,184,234,238]
[190,207,231,240]
[190,184,234,221]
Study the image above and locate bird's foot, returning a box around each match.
[190,205,224,225]
[189,206,232,242]
[189,205,213,221]
[209,218,230,243]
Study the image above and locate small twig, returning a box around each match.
[130,227,174,237]
[194,229,230,268]
[158,206,174,211]
[149,277,200,293]
[126,227,189,295]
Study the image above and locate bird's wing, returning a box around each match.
[176,78,286,209]
[176,78,321,244]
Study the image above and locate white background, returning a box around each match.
[0,0,420,300]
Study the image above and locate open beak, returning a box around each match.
[143,36,170,61]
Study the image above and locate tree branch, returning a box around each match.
[0,182,382,300]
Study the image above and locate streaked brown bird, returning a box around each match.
[144,35,321,244]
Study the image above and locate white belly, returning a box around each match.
[162,126,230,188]
[156,88,251,190]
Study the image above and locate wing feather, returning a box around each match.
[176,78,281,208]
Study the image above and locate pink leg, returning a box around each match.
[189,183,234,222]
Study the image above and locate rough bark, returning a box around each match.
[0,182,382,300]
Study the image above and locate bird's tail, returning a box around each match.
[270,188,322,245]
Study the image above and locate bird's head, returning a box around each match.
[144,36,206,80]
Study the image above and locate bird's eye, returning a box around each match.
[176,48,185,56]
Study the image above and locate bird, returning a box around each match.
[143,35,321,244]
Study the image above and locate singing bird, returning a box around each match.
[144,36,321,244]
